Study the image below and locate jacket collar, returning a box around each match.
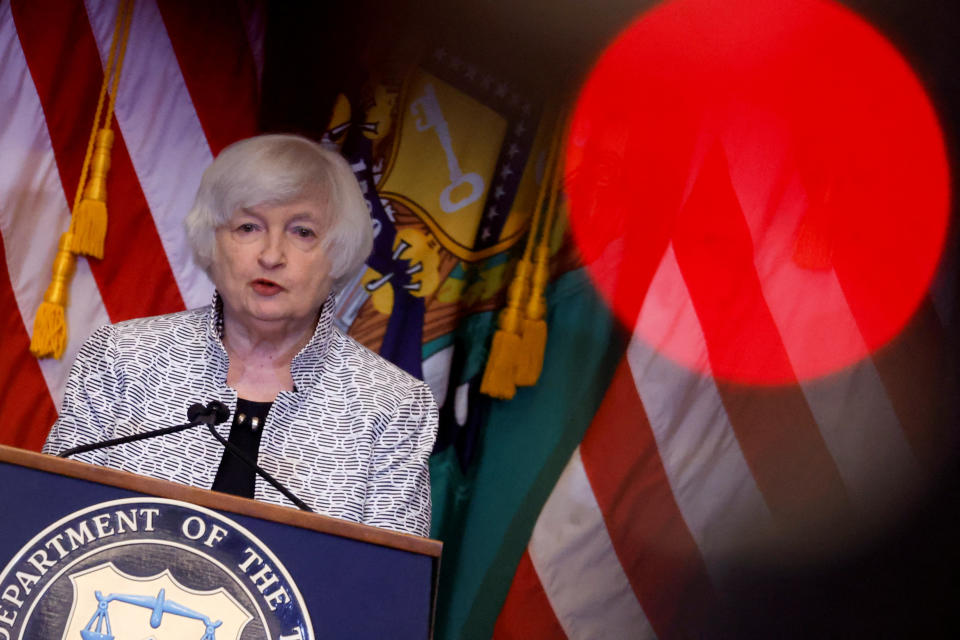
[205,290,337,393]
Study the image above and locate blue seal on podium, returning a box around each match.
[0,498,312,640]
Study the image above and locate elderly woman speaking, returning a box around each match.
[43,134,438,537]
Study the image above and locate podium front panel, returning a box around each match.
[0,455,438,639]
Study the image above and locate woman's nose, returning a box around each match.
[257,232,286,268]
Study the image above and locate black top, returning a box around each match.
[210,398,272,498]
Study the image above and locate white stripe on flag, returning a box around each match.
[801,363,922,518]
[723,130,922,518]
[0,1,110,408]
[632,245,773,583]
[84,0,215,309]
[528,448,655,640]
[722,114,870,380]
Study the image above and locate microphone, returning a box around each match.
[58,400,313,513]
[187,400,230,425]
[58,400,231,459]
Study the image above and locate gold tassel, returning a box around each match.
[515,245,551,385]
[71,129,113,259]
[30,233,77,359]
[480,258,532,400]
[31,0,132,359]
[515,109,568,387]
[480,105,566,399]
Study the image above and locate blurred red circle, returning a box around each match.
[566,0,950,384]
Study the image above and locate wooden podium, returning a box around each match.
[0,445,441,639]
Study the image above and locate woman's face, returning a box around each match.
[210,198,334,331]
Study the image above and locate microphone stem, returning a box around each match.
[58,420,201,458]
[57,402,313,513]
[203,423,313,513]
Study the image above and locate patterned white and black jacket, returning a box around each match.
[43,293,439,537]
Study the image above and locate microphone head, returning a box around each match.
[207,400,230,424]
[186,403,207,423]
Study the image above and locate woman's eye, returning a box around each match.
[292,227,317,238]
[236,223,258,233]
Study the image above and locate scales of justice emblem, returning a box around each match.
[67,563,252,640]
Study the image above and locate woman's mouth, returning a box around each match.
[250,279,284,296]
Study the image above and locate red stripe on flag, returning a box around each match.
[0,236,59,450]
[579,356,721,637]
[493,550,567,640]
[157,0,259,154]
[672,142,852,532]
[11,0,184,323]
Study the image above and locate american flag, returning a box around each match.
[0,0,261,450]
[1,1,956,639]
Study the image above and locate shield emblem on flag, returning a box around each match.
[61,563,253,640]
[378,69,507,259]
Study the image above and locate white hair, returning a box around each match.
[185,134,372,292]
